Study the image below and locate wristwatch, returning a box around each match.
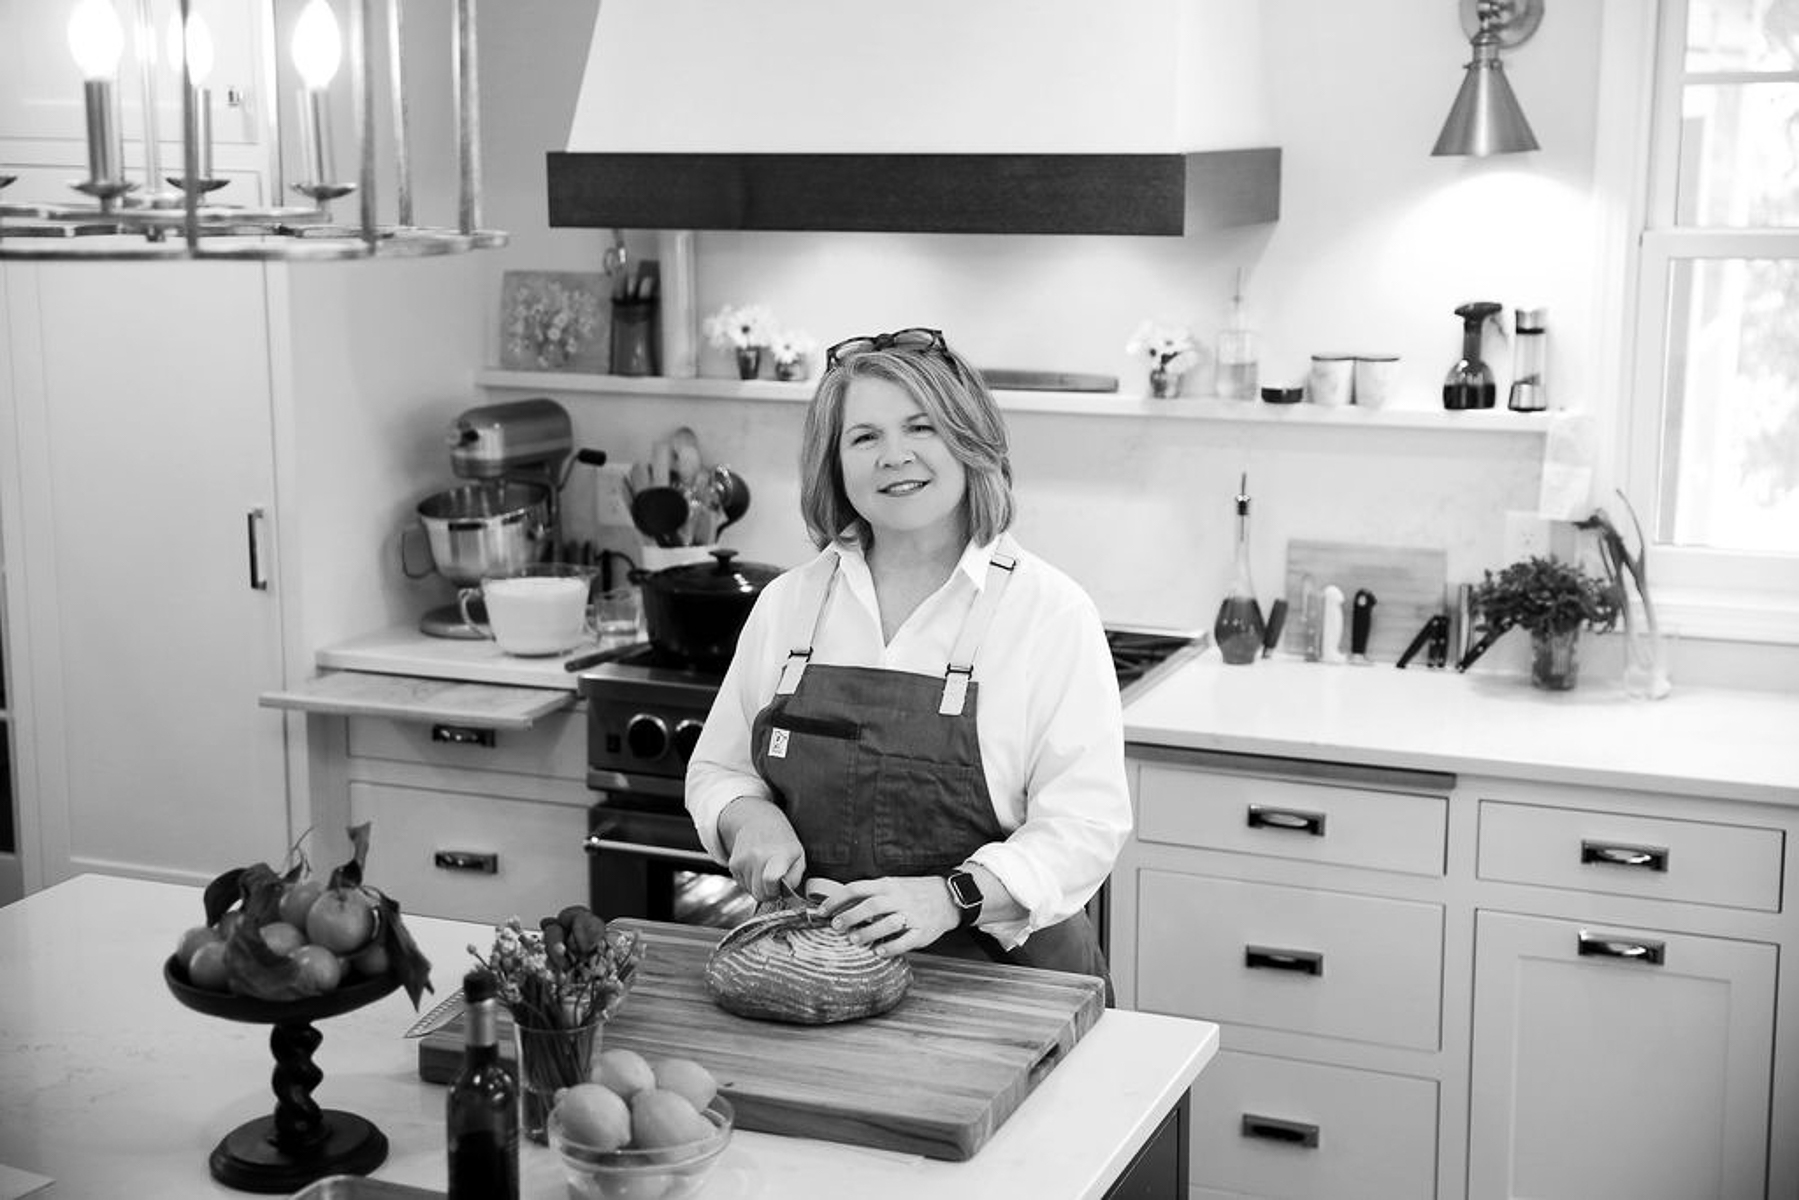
[945,869,983,927]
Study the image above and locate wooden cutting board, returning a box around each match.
[420,919,1106,1161]
[1281,539,1448,663]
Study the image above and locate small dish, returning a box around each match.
[549,1096,734,1200]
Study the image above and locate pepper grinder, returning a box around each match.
[1508,307,1548,411]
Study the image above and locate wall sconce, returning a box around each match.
[1431,0,1543,157]
[0,0,506,261]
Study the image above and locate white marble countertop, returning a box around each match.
[0,875,1217,1200]
[1124,652,1799,805]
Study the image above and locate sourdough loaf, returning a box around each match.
[704,909,912,1024]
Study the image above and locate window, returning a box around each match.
[1624,0,1799,639]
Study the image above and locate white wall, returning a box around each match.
[451,1,1789,688]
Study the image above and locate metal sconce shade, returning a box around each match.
[1432,0,1543,157]
[1432,53,1539,156]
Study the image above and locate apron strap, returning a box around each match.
[939,538,1020,716]
[775,557,842,696]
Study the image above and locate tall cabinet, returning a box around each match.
[0,261,292,888]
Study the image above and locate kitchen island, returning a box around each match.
[0,874,1217,1200]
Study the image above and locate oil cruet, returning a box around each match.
[1213,472,1266,665]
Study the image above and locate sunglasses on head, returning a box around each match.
[825,327,955,371]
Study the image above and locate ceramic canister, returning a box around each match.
[1308,354,1354,407]
[1353,354,1399,409]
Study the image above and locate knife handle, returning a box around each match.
[1455,623,1509,672]
[1350,590,1376,658]
[1261,599,1289,658]
[1395,617,1435,669]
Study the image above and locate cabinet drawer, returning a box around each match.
[1191,1050,1438,1200]
[1137,764,1447,877]
[1478,800,1783,913]
[347,710,585,781]
[348,782,587,923]
[1136,871,1443,1050]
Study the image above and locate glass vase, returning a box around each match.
[512,1017,603,1145]
[734,347,762,380]
[1529,628,1579,691]
[1149,366,1183,399]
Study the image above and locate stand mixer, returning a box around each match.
[408,397,606,637]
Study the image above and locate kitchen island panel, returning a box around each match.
[0,874,1216,1200]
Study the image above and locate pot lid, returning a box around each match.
[648,549,781,595]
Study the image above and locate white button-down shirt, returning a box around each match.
[685,537,1131,948]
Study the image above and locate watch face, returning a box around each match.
[948,872,981,909]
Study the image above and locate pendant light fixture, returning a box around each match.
[0,0,506,261]
[1431,0,1544,158]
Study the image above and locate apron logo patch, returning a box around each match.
[769,728,790,759]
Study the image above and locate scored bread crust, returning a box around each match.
[704,909,912,1024]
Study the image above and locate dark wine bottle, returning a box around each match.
[447,970,518,1199]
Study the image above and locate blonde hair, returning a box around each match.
[799,341,1014,550]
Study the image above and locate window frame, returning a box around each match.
[1607,0,1799,644]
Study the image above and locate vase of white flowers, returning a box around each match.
[469,906,644,1143]
[770,330,817,382]
[1125,321,1200,399]
[703,303,776,380]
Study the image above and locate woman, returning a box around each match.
[684,327,1130,988]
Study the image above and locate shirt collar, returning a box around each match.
[830,536,1002,590]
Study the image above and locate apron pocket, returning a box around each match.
[773,713,860,740]
[870,755,998,873]
[753,711,861,870]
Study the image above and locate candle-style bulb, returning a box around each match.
[292,0,342,89]
[167,11,215,86]
[67,0,125,80]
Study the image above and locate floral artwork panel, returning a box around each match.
[500,270,611,372]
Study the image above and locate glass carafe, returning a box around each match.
[1213,473,1265,664]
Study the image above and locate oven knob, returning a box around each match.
[625,713,669,760]
[672,719,704,763]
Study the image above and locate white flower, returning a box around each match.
[1125,320,1200,374]
[703,303,777,350]
[769,329,816,366]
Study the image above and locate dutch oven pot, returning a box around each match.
[637,549,781,670]
[406,481,553,586]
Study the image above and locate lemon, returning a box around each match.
[557,1082,632,1152]
[591,1047,657,1099]
[650,1057,718,1112]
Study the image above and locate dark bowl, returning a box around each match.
[164,954,399,1025]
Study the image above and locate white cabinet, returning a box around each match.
[1113,747,1453,1200]
[0,259,291,885]
[327,709,591,924]
[1468,910,1775,1200]
[0,0,268,205]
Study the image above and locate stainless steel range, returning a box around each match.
[578,626,1205,932]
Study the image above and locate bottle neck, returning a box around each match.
[466,998,500,1050]
[1461,321,1484,362]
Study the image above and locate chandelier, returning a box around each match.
[0,0,507,260]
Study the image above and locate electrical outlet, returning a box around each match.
[1503,510,1579,563]
[594,463,636,529]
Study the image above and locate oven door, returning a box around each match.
[585,796,758,929]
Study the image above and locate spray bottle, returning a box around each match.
[1443,301,1504,410]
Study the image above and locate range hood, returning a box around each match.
[548,0,1281,237]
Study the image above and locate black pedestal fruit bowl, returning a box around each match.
[164,955,400,1194]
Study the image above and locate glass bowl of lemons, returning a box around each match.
[548,1074,732,1200]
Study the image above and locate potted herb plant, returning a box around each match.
[1472,554,1621,690]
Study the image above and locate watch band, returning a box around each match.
[946,869,983,927]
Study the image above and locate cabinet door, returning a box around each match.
[4,260,289,881]
[1468,910,1775,1200]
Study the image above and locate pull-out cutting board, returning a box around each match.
[421,919,1105,1161]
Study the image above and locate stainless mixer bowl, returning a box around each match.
[416,481,552,586]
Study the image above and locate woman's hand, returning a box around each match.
[717,797,804,902]
[821,876,959,958]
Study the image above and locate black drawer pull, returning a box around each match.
[1246,805,1327,836]
[1240,1113,1320,1148]
[1244,945,1325,976]
[431,724,495,747]
[1577,930,1665,966]
[434,850,498,874]
[1580,839,1669,872]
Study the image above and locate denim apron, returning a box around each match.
[749,542,1109,988]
